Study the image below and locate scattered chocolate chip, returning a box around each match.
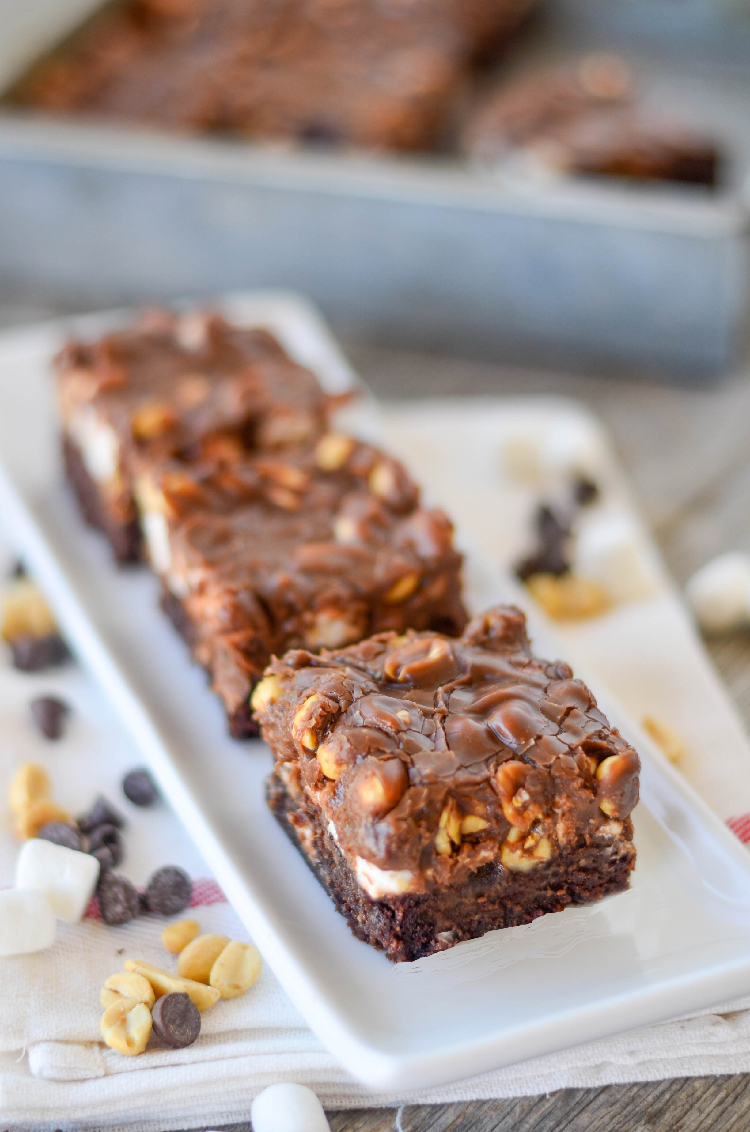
[98,873,140,925]
[146,866,192,916]
[116,948,124,955]
[10,634,70,672]
[91,844,116,873]
[37,821,85,852]
[151,992,201,1048]
[30,695,70,740]
[573,476,600,507]
[78,795,125,833]
[515,502,572,582]
[88,823,123,867]
[138,891,150,914]
[9,559,26,579]
[535,503,570,545]
[122,768,159,807]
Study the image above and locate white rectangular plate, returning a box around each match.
[2,291,750,1093]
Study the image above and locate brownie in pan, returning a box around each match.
[56,309,333,563]
[135,434,467,737]
[464,56,719,187]
[254,604,639,961]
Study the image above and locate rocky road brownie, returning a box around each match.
[464,56,719,187]
[254,604,639,961]
[136,434,466,737]
[57,310,332,562]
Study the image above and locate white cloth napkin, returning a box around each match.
[3,399,750,1132]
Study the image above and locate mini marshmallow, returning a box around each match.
[574,515,656,603]
[0,889,56,956]
[540,417,608,481]
[251,1083,330,1132]
[503,417,607,484]
[16,838,100,923]
[685,552,750,634]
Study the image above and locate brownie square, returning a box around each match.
[464,58,719,187]
[254,604,639,961]
[136,434,467,736]
[56,309,333,562]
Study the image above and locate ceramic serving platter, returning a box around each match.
[2,292,750,1092]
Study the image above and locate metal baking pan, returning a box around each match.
[0,0,748,380]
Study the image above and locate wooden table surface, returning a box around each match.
[4,299,750,1131]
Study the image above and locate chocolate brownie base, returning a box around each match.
[62,434,142,564]
[159,588,260,739]
[267,770,635,962]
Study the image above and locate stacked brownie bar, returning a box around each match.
[57,309,334,563]
[57,308,467,735]
[254,604,639,960]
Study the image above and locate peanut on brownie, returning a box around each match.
[56,310,333,562]
[135,434,467,737]
[254,604,639,961]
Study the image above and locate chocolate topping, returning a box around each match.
[142,435,466,717]
[256,604,640,887]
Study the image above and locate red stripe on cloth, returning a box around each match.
[727,814,750,844]
[83,876,227,920]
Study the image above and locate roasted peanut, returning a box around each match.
[460,815,488,835]
[315,432,356,472]
[250,674,283,714]
[162,918,200,954]
[596,751,639,818]
[383,572,420,604]
[8,763,50,817]
[177,934,230,984]
[16,799,73,840]
[435,798,461,857]
[642,715,684,764]
[494,761,540,832]
[209,941,262,1000]
[526,573,610,621]
[382,636,458,686]
[131,401,176,440]
[354,758,408,817]
[1,580,57,641]
[124,959,220,1011]
[100,998,152,1056]
[100,972,156,1010]
[501,826,552,872]
[291,692,339,752]
[316,742,345,782]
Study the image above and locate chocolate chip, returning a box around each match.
[535,503,570,545]
[10,634,70,672]
[573,476,600,507]
[9,559,26,579]
[138,891,150,914]
[91,844,116,873]
[98,873,140,925]
[151,992,201,1049]
[37,821,84,852]
[88,823,123,867]
[30,695,69,740]
[122,768,159,807]
[515,503,572,582]
[78,794,125,833]
[145,866,192,916]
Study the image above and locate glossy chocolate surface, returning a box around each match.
[257,604,639,892]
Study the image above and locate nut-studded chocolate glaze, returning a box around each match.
[13,0,535,152]
[138,433,467,730]
[56,309,334,560]
[256,605,638,894]
[464,59,718,187]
